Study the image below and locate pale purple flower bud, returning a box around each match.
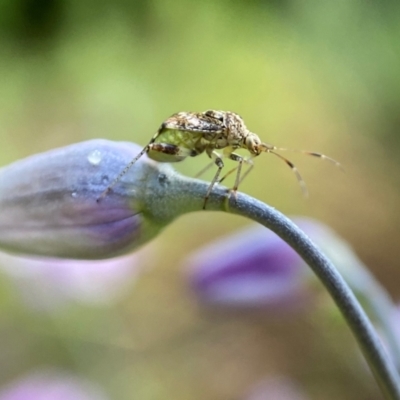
[186,224,312,311]
[0,370,108,400]
[0,140,170,259]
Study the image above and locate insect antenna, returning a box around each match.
[263,147,308,197]
[272,147,344,171]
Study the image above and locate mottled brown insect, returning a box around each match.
[99,110,340,209]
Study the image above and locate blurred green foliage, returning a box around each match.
[0,1,400,399]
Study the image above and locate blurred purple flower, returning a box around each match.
[241,377,309,400]
[186,222,313,311]
[0,248,151,311]
[0,370,108,400]
[0,140,165,260]
[186,217,354,311]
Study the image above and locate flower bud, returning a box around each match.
[0,140,173,259]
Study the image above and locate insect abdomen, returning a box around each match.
[155,129,203,149]
[148,129,204,162]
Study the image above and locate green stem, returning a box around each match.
[225,192,400,399]
[162,176,400,400]
[308,229,400,370]
[351,264,400,369]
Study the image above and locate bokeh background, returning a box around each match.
[0,0,400,399]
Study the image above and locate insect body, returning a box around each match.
[99,110,340,209]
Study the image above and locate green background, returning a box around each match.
[0,1,400,399]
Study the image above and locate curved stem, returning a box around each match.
[353,266,400,369]
[224,193,400,399]
[229,195,400,399]
[168,177,400,399]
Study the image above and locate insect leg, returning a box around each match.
[203,150,224,210]
[226,154,254,207]
[218,165,238,185]
[195,161,215,178]
[229,154,244,203]
[97,125,179,201]
[214,153,251,209]
[97,139,154,201]
[148,142,195,159]
[218,157,254,187]
[233,158,254,190]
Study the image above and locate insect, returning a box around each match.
[98,110,341,209]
